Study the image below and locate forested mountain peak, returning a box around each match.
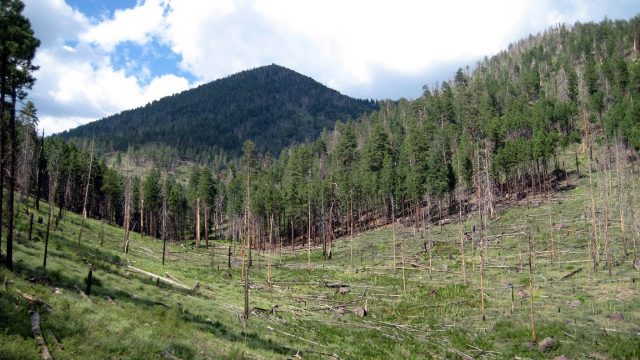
[58,64,379,161]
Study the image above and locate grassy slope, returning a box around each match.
[1,166,639,359]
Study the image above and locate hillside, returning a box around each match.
[1,167,638,359]
[57,64,379,160]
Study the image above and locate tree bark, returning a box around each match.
[307,194,312,272]
[123,178,132,253]
[203,205,209,248]
[162,182,167,266]
[0,57,6,270]
[268,213,273,285]
[30,309,54,360]
[195,197,201,248]
[391,195,397,273]
[139,180,144,238]
[6,89,17,270]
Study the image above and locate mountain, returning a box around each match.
[58,64,379,160]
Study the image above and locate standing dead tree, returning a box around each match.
[161,177,167,266]
[307,191,312,272]
[122,177,133,253]
[587,145,600,271]
[43,148,61,269]
[548,205,556,265]
[614,138,628,257]
[268,213,274,285]
[391,195,397,273]
[139,180,144,239]
[601,161,612,276]
[77,141,94,246]
[527,231,537,342]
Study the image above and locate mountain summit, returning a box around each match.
[59,64,378,159]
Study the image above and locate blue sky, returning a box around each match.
[22,0,640,135]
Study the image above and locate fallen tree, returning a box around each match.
[31,308,54,360]
[126,265,192,291]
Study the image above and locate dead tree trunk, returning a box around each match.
[603,165,612,276]
[548,205,556,264]
[195,197,201,248]
[527,232,537,342]
[123,178,132,253]
[350,191,354,270]
[307,194,312,272]
[30,309,54,360]
[43,176,57,269]
[615,138,628,256]
[28,214,33,242]
[391,195,397,273]
[483,144,495,218]
[162,181,167,266]
[587,143,600,271]
[6,89,17,270]
[77,143,94,246]
[139,180,144,238]
[268,213,273,285]
[204,205,209,248]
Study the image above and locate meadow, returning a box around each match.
[1,166,639,359]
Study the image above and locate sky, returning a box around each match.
[22,0,640,135]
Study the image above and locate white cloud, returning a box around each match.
[80,0,168,52]
[159,0,237,75]
[39,115,95,135]
[21,0,640,135]
[24,0,90,45]
[251,0,536,83]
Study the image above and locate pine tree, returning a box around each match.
[0,0,40,271]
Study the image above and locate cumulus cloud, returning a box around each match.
[80,0,168,52]
[24,0,90,45]
[22,0,640,135]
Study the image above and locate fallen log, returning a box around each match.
[251,305,279,316]
[199,283,216,293]
[163,273,215,295]
[560,268,583,280]
[163,272,187,284]
[126,266,192,291]
[266,325,324,347]
[30,308,54,360]
[322,281,349,288]
[15,289,53,312]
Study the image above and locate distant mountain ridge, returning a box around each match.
[58,64,379,160]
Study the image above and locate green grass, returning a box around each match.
[1,166,640,359]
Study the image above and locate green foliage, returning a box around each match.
[143,169,161,211]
